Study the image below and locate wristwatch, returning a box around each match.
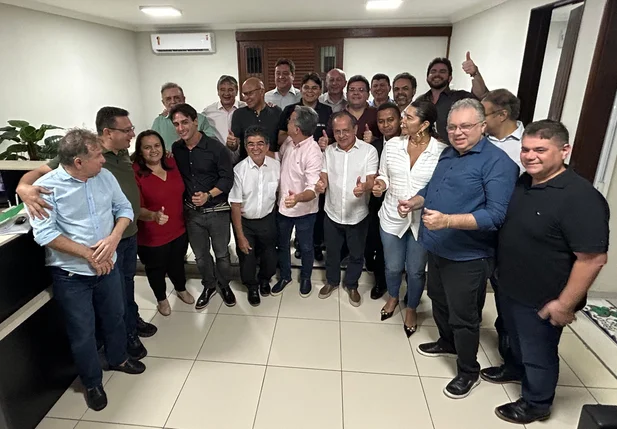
[206,191,213,202]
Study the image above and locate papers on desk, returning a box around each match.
[0,203,30,235]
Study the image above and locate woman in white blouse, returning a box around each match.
[372,100,447,337]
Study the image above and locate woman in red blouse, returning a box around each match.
[133,130,194,316]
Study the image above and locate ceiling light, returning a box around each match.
[139,6,182,17]
[366,0,402,10]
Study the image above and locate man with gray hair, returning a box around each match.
[152,82,218,149]
[271,105,323,297]
[398,98,518,399]
[29,129,146,411]
[319,68,347,113]
[202,75,247,163]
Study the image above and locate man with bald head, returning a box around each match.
[230,77,282,162]
[319,68,348,113]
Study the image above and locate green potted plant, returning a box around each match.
[0,120,63,161]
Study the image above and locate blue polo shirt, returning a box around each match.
[417,137,519,261]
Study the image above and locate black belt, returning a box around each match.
[184,201,230,214]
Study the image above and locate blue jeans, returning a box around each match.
[500,293,563,409]
[116,235,139,336]
[277,212,316,281]
[380,227,427,309]
[51,266,127,389]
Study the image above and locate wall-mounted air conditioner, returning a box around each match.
[150,33,215,54]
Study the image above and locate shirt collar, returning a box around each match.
[217,99,242,110]
[247,156,269,169]
[273,86,300,96]
[325,93,346,104]
[334,137,361,152]
[523,167,572,190]
[101,145,126,156]
[487,121,524,143]
[293,136,314,148]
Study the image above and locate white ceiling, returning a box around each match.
[1,0,509,31]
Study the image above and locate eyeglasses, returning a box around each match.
[347,88,367,93]
[485,110,504,117]
[242,88,261,98]
[302,85,321,92]
[247,142,266,149]
[446,122,482,133]
[109,126,135,134]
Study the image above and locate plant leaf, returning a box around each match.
[7,120,29,128]
[40,124,63,132]
[3,143,29,153]
[0,129,20,141]
[0,126,16,132]
[44,135,63,145]
[19,126,38,143]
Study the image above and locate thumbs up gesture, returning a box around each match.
[462,51,479,77]
[226,129,239,150]
[154,206,169,225]
[372,179,386,197]
[284,190,298,208]
[363,124,373,143]
[353,176,367,198]
[315,177,327,195]
[318,130,329,151]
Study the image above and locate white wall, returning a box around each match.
[343,37,449,99]
[592,163,617,295]
[135,31,238,130]
[533,20,567,120]
[0,3,143,151]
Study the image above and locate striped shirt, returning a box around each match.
[377,136,447,237]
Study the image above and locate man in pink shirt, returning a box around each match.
[271,106,323,297]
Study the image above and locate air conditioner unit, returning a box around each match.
[150,33,215,54]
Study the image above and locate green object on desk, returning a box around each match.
[0,203,24,224]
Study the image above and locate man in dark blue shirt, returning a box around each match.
[399,98,518,399]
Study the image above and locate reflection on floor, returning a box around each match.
[38,275,617,429]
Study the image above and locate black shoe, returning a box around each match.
[416,341,456,358]
[110,358,146,375]
[220,286,237,307]
[86,385,107,411]
[380,300,398,321]
[195,288,217,310]
[248,287,261,307]
[259,280,271,297]
[495,399,551,424]
[299,279,312,297]
[314,248,324,262]
[480,365,522,385]
[404,324,417,338]
[444,374,481,399]
[370,284,386,300]
[127,334,147,360]
[136,317,157,338]
[271,278,291,296]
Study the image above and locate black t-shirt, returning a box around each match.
[498,168,610,310]
[230,105,282,160]
[278,101,333,142]
[416,88,475,145]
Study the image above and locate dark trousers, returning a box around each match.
[364,205,386,288]
[490,272,511,360]
[185,209,232,290]
[51,266,127,389]
[314,194,326,249]
[427,252,493,377]
[137,233,189,302]
[277,212,316,281]
[500,293,563,410]
[324,214,369,289]
[237,213,277,288]
[116,235,139,335]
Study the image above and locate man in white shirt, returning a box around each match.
[203,75,247,164]
[264,58,301,109]
[319,68,348,113]
[482,89,525,171]
[315,111,379,307]
[229,126,280,306]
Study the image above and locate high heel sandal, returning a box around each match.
[380,300,399,321]
[404,324,417,338]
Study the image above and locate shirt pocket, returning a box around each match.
[267,181,279,198]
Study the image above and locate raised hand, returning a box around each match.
[363,124,373,143]
[353,176,366,198]
[372,179,386,197]
[154,206,169,225]
[318,130,329,151]
[226,130,239,151]
[462,51,479,77]
[284,190,298,208]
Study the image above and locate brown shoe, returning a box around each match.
[176,290,195,305]
[347,288,361,307]
[157,299,171,316]
[318,283,338,299]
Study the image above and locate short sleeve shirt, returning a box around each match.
[416,88,475,145]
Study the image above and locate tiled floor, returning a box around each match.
[38,277,617,429]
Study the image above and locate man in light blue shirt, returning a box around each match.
[30,129,146,412]
[152,82,218,149]
[264,58,302,109]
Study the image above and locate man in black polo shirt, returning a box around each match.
[170,103,236,310]
[416,53,488,144]
[480,120,609,425]
[229,78,282,162]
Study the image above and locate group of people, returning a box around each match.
[16,54,610,426]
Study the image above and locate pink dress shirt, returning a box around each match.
[278,136,323,217]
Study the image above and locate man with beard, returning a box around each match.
[417,53,488,144]
[392,72,417,113]
[319,68,347,113]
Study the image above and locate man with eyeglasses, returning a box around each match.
[264,58,302,109]
[416,54,489,144]
[345,75,382,143]
[229,126,280,306]
[16,106,158,362]
[152,82,218,150]
[398,99,518,400]
[277,73,333,262]
[202,75,247,164]
[319,68,348,113]
[230,78,282,162]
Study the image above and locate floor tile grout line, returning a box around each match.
[558,350,587,388]
[338,286,345,429]
[162,354,198,429]
[404,322,436,429]
[78,416,163,429]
